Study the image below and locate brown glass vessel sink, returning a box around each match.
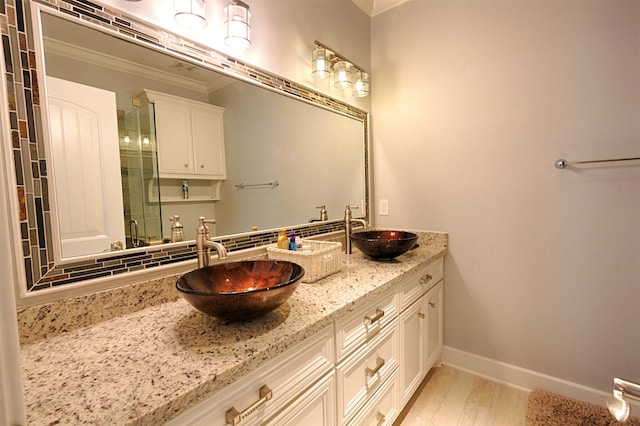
[350,230,419,259]
[176,260,304,321]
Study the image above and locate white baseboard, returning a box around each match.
[441,346,640,410]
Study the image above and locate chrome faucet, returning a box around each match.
[196,217,228,268]
[344,205,368,254]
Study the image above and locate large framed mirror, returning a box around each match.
[3,0,369,299]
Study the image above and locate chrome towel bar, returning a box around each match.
[235,181,279,189]
[555,156,640,169]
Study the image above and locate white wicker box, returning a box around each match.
[267,239,344,283]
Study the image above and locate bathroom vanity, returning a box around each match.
[17,232,447,425]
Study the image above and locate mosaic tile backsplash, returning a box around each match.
[1,0,369,292]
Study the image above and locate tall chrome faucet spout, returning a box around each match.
[196,217,228,268]
[344,205,368,254]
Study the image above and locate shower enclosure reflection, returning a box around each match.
[117,103,163,249]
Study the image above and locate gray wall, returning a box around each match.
[372,0,640,393]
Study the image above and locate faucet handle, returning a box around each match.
[198,216,216,226]
[197,217,216,239]
[345,205,360,217]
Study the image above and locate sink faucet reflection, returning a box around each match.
[196,217,228,268]
[344,205,368,254]
[309,205,328,222]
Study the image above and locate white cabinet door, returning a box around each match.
[191,104,226,178]
[46,76,125,258]
[425,281,444,369]
[399,295,427,405]
[148,90,226,180]
[154,99,193,175]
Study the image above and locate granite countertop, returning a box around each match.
[18,232,447,425]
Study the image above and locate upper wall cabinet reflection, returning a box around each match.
[37,10,367,260]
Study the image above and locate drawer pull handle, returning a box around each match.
[418,312,425,319]
[377,412,387,425]
[225,385,273,425]
[429,302,436,308]
[420,274,433,285]
[365,356,385,378]
[364,308,385,325]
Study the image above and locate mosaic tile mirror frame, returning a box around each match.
[1,0,370,293]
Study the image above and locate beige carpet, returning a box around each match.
[525,390,640,426]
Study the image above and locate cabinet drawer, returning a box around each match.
[335,290,399,361]
[399,257,443,310]
[167,326,334,426]
[345,368,400,426]
[264,371,336,426]
[336,319,399,424]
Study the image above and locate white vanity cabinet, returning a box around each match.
[398,258,444,405]
[144,90,226,180]
[167,257,445,426]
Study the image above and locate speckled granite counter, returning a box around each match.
[18,231,447,425]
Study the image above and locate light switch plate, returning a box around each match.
[379,199,389,216]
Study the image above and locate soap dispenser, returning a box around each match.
[169,215,184,242]
[277,229,288,249]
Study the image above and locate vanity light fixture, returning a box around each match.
[352,70,369,97]
[606,377,640,422]
[312,46,332,79]
[333,60,352,89]
[312,40,370,97]
[224,0,251,49]
[174,0,207,30]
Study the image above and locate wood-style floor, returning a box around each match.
[396,365,530,426]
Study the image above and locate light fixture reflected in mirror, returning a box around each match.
[174,0,207,30]
[224,0,251,49]
[606,377,640,422]
[311,40,370,97]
